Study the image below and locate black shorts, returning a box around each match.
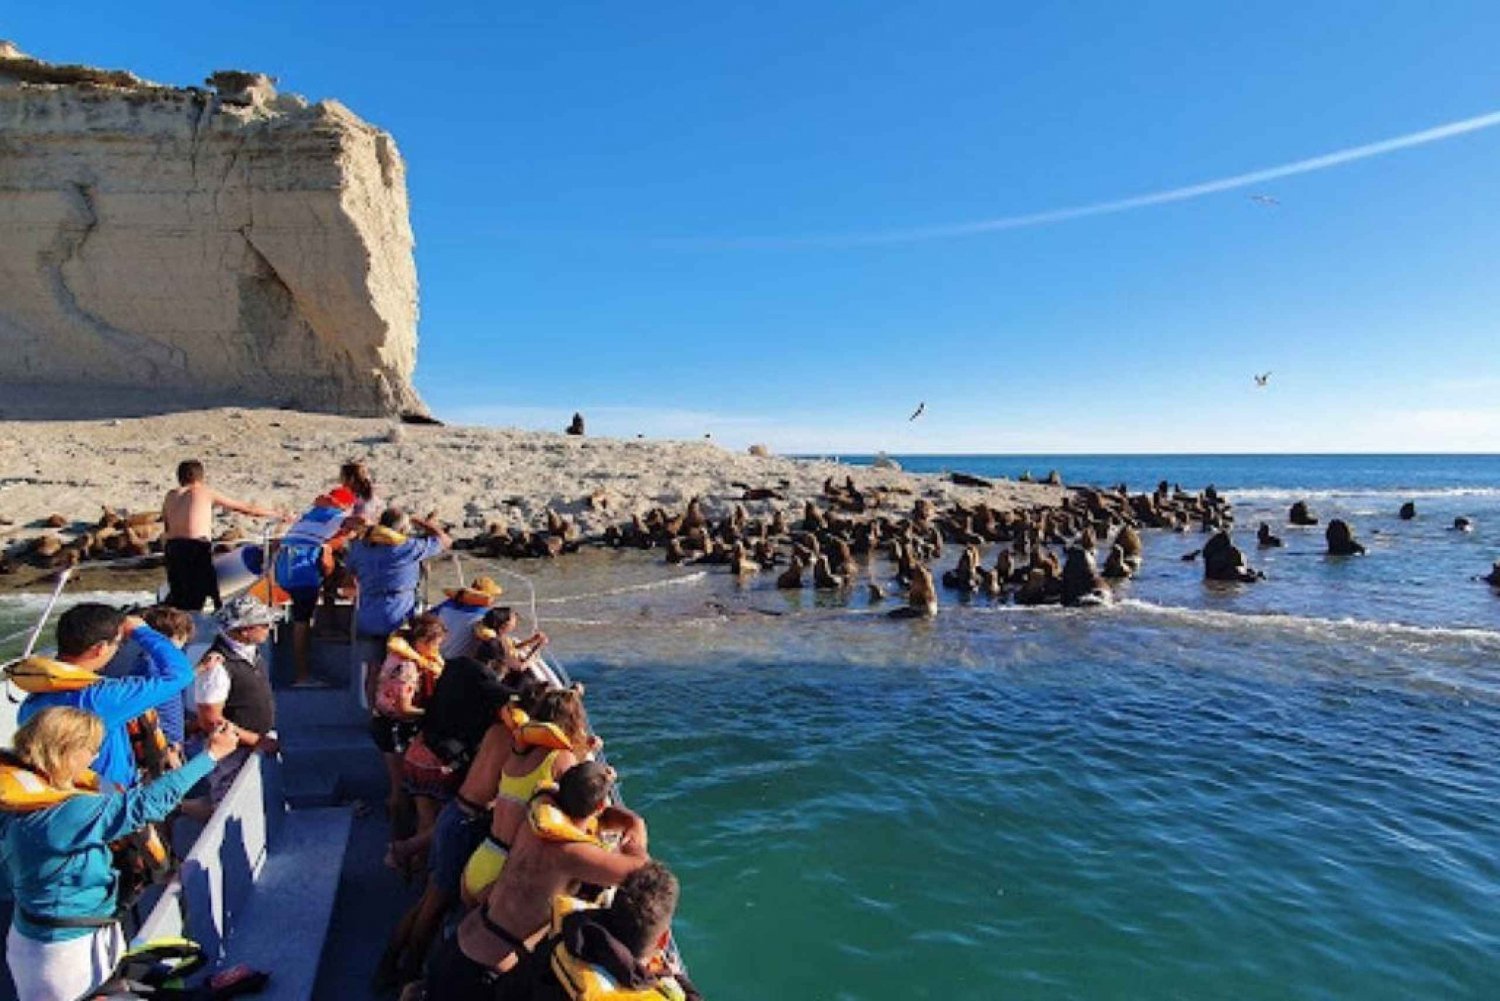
[287,586,319,625]
[369,715,421,755]
[423,932,527,1001]
[165,538,220,611]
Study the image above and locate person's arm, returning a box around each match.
[211,489,290,522]
[410,515,452,554]
[89,621,194,725]
[45,732,232,850]
[558,841,649,887]
[598,805,649,857]
[197,700,278,755]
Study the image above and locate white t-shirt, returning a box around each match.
[194,661,231,707]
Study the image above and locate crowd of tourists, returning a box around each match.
[0,459,699,1001]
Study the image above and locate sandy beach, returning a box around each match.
[0,407,1064,591]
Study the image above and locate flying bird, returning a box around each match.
[908,402,925,421]
[1254,372,1271,387]
[1249,194,1280,207]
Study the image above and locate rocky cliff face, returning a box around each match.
[0,44,423,417]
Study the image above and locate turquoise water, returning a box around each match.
[3,455,1498,999]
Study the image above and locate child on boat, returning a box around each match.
[372,613,447,855]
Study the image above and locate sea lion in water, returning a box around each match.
[1289,501,1318,526]
[866,582,886,602]
[776,555,805,589]
[1060,547,1106,606]
[1484,561,1500,587]
[1101,544,1133,579]
[1202,531,1262,582]
[812,555,844,590]
[1256,522,1284,548]
[888,563,938,619]
[1399,501,1417,521]
[1452,517,1473,533]
[1325,519,1366,556]
[1114,525,1143,568]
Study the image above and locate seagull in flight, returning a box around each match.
[1249,194,1280,207]
[908,402,925,421]
[1254,372,1272,387]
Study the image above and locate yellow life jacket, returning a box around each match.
[386,635,444,675]
[0,755,99,813]
[501,703,573,752]
[3,656,99,695]
[548,896,686,1001]
[365,525,408,546]
[529,795,602,846]
[474,624,499,643]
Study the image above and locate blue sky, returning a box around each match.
[11,2,1500,452]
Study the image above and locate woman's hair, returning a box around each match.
[13,707,104,787]
[406,612,446,646]
[142,604,194,642]
[379,507,410,533]
[481,607,517,631]
[340,461,375,501]
[530,686,590,748]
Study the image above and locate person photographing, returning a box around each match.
[0,708,240,1001]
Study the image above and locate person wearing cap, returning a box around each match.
[427,762,649,1001]
[433,576,505,661]
[15,604,194,789]
[191,595,281,804]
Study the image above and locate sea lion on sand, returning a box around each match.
[1325,519,1366,556]
[1289,501,1318,526]
[1256,522,1284,548]
[565,413,585,435]
[1399,501,1417,521]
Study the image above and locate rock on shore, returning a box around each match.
[0,43,422,417]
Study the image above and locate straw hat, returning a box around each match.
[444,576,504,606]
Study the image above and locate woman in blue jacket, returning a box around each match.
[0,706,239,1001]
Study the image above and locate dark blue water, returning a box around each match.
[4,454,1498,999]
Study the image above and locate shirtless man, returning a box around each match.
[424,761,648,1001]
[161,459,287,611]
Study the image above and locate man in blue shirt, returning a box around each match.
[17,603,194,789]
[345,508,451,640]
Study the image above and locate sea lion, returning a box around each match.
[1014,567,1060,606]
[730,542,759,577]
[1101,544,1133,579]
[1325,519,1366,556]
[1115,525,1144,568]
[812,555,844,590]
[1399,501,1417,521]
[888,563,938,619]
[665,538,689,564]
[1060,547,1106,606]
[1452,517,1474,533]
[1484,561,1500,587]
[1202,531,1262,582]
[565,413,585,436]
[776,555,805,589]
[1256,522,1284,548]
[1289,501,1318,526]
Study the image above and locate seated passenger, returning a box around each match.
[434,577,506,660]
[461,686,595,906]
[530,861,703,1001]
[371,613,447,849]
[475,606,549,676]
[425,762,648,1001]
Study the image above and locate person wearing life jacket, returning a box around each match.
[101,605,196,761]
[160,459,291,612]
[434,577,506,660]
[370,613,447,853]
[460,686,596,906]
[189,596,280,808]
[475,605,550,677]
[11,604,194,790]
[529,861,702,1001]
[344,507,451,680]
[275,484,357,689]
[0,707,240,1001]
[427,763,649,1001]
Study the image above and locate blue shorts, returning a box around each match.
[430,798,490,900]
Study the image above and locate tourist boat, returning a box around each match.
[0,554,685,999]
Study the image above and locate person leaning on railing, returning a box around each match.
[0,707,240,1001]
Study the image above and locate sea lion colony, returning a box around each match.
[1,481,1494,603]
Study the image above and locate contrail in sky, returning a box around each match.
[669,110,1500,249]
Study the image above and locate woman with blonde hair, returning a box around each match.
[0,707,239,1001]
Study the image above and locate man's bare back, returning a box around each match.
[163,482,286,540]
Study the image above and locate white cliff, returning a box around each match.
[0,45,423,416]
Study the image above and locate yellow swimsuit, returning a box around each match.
[460,749,560,899]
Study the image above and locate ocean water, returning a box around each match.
[3,455,1498,999]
